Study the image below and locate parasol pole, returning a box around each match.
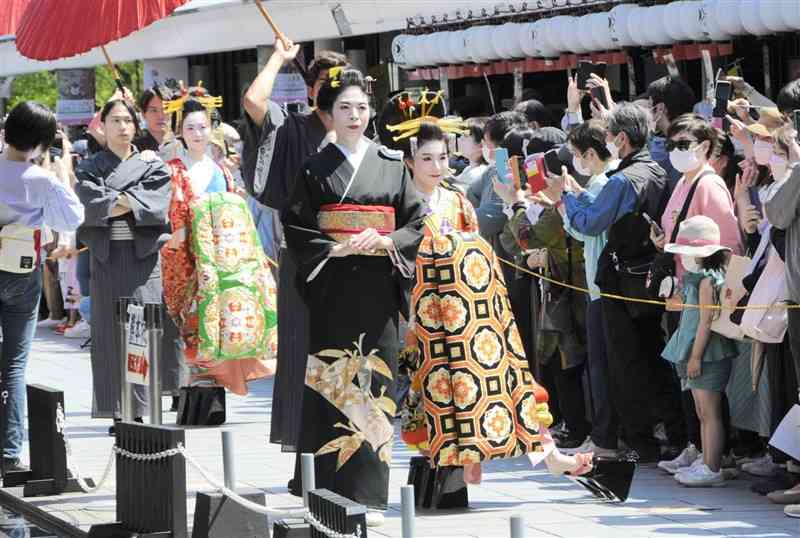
[100,45,126,94]
[253,0,308,80]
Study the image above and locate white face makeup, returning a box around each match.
[181,111,212,155]
[412,139,449,194]
[331,85,370,146]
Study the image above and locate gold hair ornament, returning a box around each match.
[162,81,223,128]
[386,89,467,142]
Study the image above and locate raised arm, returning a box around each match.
[242,39,301,128]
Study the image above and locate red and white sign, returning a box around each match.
[126,304,149,386]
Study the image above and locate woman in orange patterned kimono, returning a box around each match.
[384,117,593,485]
[161,95,275,395]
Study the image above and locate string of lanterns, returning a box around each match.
[393,0,800,68]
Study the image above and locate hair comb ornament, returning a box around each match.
[162,80,223,128]
[385,89,468,142]
[327,66,343,88]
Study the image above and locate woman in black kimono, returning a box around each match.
[284,68,425,525]
[76,99,172,430]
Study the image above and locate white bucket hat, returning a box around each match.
[664,215,731,258]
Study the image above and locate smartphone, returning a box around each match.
[592,62,607,80]
[543,149,562,176]
[642,212,663,236]
[590,85,608,109]
[794,110,800,142]
[578,60,593,89]
[494,147,510,185]
[713,80,731,121]
[715,80,732,103]
[523,154,547,194]
[748,186,762,212]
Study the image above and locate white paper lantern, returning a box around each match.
[575,14,598,53]
[402,35,422,67]
[761,1,791,32]
[562,16,590,53]
[447,31,467,64]
[628,6,655,46]
[391,34,411,66]
[715,0,745,36]
[506,23,525,59]
[462,26,483,64]
[698,0,730,41]
[680,1,708,41]
[429,33,448,65]
[594,11,617,51]
[609,4,636,48]
[547,15,575,53]
[476,25,499,62]
[665,1,693,42]
[643,5,673,45]
[740,0,770,36]
[782,1,800,30]
[520,19,559,58]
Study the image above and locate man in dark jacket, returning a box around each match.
[556,102,685,462]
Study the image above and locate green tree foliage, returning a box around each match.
[8,61,144,112]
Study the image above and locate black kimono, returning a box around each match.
[242,100,328,450]
[76,148,173,418]
[284,142,425,509]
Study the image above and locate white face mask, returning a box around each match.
[669,146,702,174]
[753,139,774,166]
[572,154,591,177]
[769,154,789,181]
[606,136,620,160]
[482,144,495,166]
[680,254,702,273]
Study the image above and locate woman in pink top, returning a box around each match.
[654,114,743,279]
[650,114,742,475]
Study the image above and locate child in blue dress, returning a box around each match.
[662,215,739,487]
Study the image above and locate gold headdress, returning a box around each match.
[327,66,343,88]
[384,89,468,143]
[162,81,223,128]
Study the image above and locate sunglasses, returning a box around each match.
[665,139,697,152]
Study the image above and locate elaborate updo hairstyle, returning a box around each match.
[376,90,447,158]
[315,68,368,114]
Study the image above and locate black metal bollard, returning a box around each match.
[3,384,95,496]
[308,489,366,538]
[88,422,187,538]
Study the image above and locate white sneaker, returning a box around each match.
[64,320,90,339]
[38,318,65,328]
[561,438,619,458]
[674,454,704,481]
[742,454,779,477]
[658,444,700,474]
[365,511,385,527]
[676,463,726,487]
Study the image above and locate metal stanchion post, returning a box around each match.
[510,515,525,538]
[221,431,236,490]
[401,485,415,538]
[301,453,315,508]
[117,297,134,422]
[145,303,163,425]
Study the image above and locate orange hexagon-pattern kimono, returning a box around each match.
[412,217,553,467]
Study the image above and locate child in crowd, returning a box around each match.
[662,216,739,487]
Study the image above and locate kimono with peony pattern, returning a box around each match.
[161,159,277,395]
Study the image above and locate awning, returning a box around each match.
[0,0,503,76]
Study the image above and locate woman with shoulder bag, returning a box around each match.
[650,114,742,475]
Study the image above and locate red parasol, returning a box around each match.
[15,0,189,61]
[0,0,32,37]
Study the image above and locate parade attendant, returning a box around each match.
[161,88,276,395]
[134,86,170,153]
[283,68,425,525]
[662,216,738,487]
[76,99,172,428]
[241,37,348,452]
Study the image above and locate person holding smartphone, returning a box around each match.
[647,76,698,189]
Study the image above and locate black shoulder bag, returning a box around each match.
[646,170,714,299]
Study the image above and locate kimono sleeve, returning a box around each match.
[386,164,425,279]
[124,159,172,227]
[75,160,119,228]
[282,166,338,282]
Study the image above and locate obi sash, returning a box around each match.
[318,203,395,256]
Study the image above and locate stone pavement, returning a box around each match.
[7,330,800,537]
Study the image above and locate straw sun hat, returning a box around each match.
[664,215,731,259]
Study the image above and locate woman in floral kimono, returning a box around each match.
[283,68,425,525]
[161,90,276,395]
[375,94,593,494]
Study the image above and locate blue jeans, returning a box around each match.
[0,269,42,459]
[78,296,91,325]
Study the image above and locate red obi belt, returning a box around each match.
[318,204,395,256]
